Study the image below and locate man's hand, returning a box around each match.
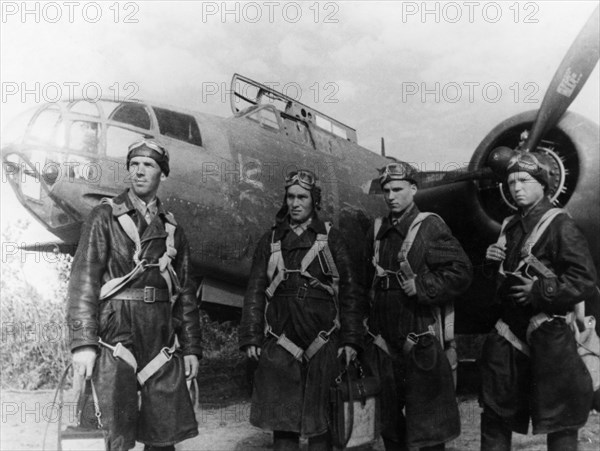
[184,355,199,380]
[486,243,506,262]
[508,273,536,305]
[73,346,97,380]
[400,278,417,297]
[337,345,357,366]
[246,345,261,361]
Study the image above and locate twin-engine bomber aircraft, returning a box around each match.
[2,7,599,337]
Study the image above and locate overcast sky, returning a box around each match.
[1,0,599,241]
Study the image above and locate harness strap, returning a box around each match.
[525,302,584,343]
[398,214,439,261]
[522,253,557,278]
[363,319,391,356]
[99,260,147,301]
[265,222,341,361]
[403,325,436,355]
[116,213,142,263]
[98,338,138,371]
[498,208,566,276]
[158,222,180,299]
[136,339,179,386]
[371,213,455,344]
[267,225,337,298]
[265,237,287,298]
[372,217,386,278]
[266,327,304,361]
[98,336,180,386]
[304,319,341,360]
[99,198,179,303]
[495,319,530,357]
[372,213,439,281]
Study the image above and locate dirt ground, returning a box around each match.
[1,357,598,451]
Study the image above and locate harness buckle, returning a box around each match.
[297,285,308,301]
[143,287,156,303]
[379,276,390,290]
[281,269,300,281]
[161,346,174,361]
[318,330,330,342]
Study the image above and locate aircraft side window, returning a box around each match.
[69,101,101,117]
[315,115,347,140]
[110,103,151,129]
[69,121,100,153]
[106,126,147,158]
[26,107,64,147]
[152,107,202,146]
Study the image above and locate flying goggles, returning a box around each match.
[127,139,169,159]
[378,162,417,186]
[285,170,318,190]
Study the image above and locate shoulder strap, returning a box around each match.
[518,208,566,278]
[398,212,455,344]
[372,217,383,268]
[299,224,330,272]
[98,198,145,300]
[522,208,566,256]
[101,198,142,263]
[266,231,281,280]
[398,212,442,261]
[496,214,515,250]
[158,221,179,299]
[497,215,516,276]
[316,222,340,298]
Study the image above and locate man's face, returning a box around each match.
[382,180,417,214]
[286,184,314,224]
[507,171,545,208]
[128,156,165,202]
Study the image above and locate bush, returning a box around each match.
[0,220,72,389]
[198,310,239,360]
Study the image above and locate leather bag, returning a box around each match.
[330,360,381,449]
[529,317,593,434]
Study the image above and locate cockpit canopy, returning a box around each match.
[5,99,203,157]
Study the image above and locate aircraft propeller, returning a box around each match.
[487,5,599,179]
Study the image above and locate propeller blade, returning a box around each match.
[522,5,599,152]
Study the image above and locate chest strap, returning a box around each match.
[265,222,338,299]
[497,208,566,277]
[371,213,438,281]
[98,199,180,303]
